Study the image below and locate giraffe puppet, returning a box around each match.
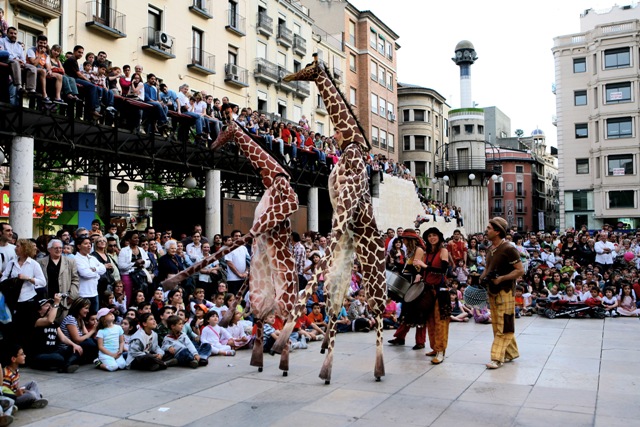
[161,121,299,374]
[274,59,387,384]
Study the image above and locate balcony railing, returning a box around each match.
[516,206,528,213]
[10,0,62,20]
[85,1,126,38]
[277,24,293,48]
[295,81,310,99]
[435,156,503,173]
[333,67,343,82]
[276,66,297,93]
[293,34,306,56]
[142,27,176,59]
[187,47,215,75]
[226,9,246,36]
[257,11,273,36]
[224,64,249,87]
[189,0,212,19]
[254,58,279,85]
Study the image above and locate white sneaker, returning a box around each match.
[605,311,611,317]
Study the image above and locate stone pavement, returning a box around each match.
[10,315,640,427]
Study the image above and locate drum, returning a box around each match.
[464,285,488,309]
[403,282,425,302]
[386,270,411,302]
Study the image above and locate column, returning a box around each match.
[308,187,319,232]
[205,169,221,240]
[10,136,34,238]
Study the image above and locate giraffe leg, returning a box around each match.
[251,319,264,372]
[319,315,338,384]
[278,340,290,375]
[374,313,385,381]
[321,316,335,354]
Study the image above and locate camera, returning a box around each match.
[60,293,69,299]
[480,271,499,289]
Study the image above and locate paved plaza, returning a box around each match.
[10,315,640,427]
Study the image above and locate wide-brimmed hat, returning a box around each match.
[422,227,444,245]
[401,229,421,240]
[308,250,322,260]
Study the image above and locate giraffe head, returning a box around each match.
[283,59,321,82]
[210,121,237,151]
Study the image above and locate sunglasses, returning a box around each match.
[108,244,117,247]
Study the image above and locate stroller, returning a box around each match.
[539,298,606,319]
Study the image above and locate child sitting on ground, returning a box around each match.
[562,285,579,302]
[347,290,376,332]
[471,306,491,324]
[306,303,328,335]
[96,308,126,372]
[601,286,619,317]
[200,311,235,356]
[514,285,532,317]
[449,289,470,322]
[210,292,228,318]
[189,288,214,315]
[382,297,399,329]
[126,313,171,371]
[263,312,280,353]
[617,282,640,316]
[225,311,253,350]
[2,345,48,410]
[476,248,487,275]
[161,315,208,368]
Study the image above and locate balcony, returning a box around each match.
[316,97,327,115]
[516,206,528,214]
[293,34,306,57]
[435,156,502,174]
[277,24,293,49]
[294,81,310,100]
[224,64,249,87]
[142,28,176,59]
[492,207,503,214]
[333,67,343,82]
[9,0,61,21]
[516,190,527,197]
[187,48,215,75]
[189,0,212,19]
[85,1,126,38]
[254,58,279,85]
[226,9,246,37]
[276,67,297,94]
[256,12,273,37]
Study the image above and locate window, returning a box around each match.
[515,165,524,173]
[452,125,461,135]
[604,47,630,69]
[380,130,387,148]
[573,192,588,211]
[414,161,426,176]
[387,73,393,91]
[576,158,589,174]
[388,134,394,150]
[516,182,524,196]
[494,182,502,197]
[574,90,587,106]
[369,28,376,48]
[605,82,631,104]
[348,20,356,45]
[371,126,379,146]
[573,57,586,73]
[609,190,634,208]
[349,87,356,105]
[607,117,632,139]
[415,135,425,150]
[349,53,356,71]
[478,125,484,134]
[403,109,410,122]
[379,99,386,117]
[386,41,393,60]
[191,28,203,65]
[464,124,473,134]
[414,109,425,121]
[379,67,385,86]
[494,199,503,212]
[387,102,394,120]
[427,136,432,151]
[316,121,324,136]
[277,51,286,67]
[257,41,267,59]
[403,135,411,151]
[148,6,162,32]
[517,217,524,230]
[370,61,377,81]
[607,154,633,175]
[378,34,385,54]
[575,123,588,138]
[517,199,524,212]
[371,94,378,114]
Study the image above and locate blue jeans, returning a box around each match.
[146,100,168,124]
[183,111,203,135]
[73,78,100,112]
[31,348,80,371]
[174,344,211,365]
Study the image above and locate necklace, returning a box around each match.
[490,239,505,256]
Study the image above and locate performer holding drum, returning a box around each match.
[387,228,450,364]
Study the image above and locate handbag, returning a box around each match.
[51,67,65,74]
[0,263,24,313]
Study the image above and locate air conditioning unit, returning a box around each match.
[155,31,173,49]
[83,184,97,193]
[226,73,240,82]
[227,64,239,75]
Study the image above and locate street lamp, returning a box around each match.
[468,173,475,181]
[443,175,450,182]
[184,174,197,189]
[116,179,129,194]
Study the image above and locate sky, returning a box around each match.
[348,0,635,147]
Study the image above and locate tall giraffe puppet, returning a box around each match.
[162,121,299,374]
[275,59,387,384]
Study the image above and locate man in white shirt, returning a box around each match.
[74,236,106,313]
[594,231,615,273]
[0,26,38,94]
[224,229,249,295]
[185,232,203,263]
[0,222,16,271]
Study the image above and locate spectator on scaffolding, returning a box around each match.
[159,83,178,112]
[26,34,63,103]
[118,64,132,95]
[175,83,206,142]
[143,73,170,134]
[1,26,39,99]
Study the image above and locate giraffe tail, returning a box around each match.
[374,314,385,380]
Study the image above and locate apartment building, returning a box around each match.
[397,83,449,201]
[553,5,640,231]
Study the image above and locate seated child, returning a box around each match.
[514,285,532,317]
[96,308,126,372]
[178,309,200,344]
[449,289,470,322]
[263,312,280,353]
[476,248,487,275]
[617,283,640,316]
[154,305,175,346]
[161,315,209,368]
[452,260,470,285]
[225,311,253,350]
[2,345,48,410]
[562,285,579,302]
[200,311,235,356]
[189,288,214,315]
[601,286,618,317]
[347,290,376,331]
[150,287,166,322]
[306,303,328,335]
[336,298,352,333]
[382,297,399,329]
[547,284,561,303]
[209,293,228,318]
[126,313,170,371]
[471,306,491,324]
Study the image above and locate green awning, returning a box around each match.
[52,211,104,226]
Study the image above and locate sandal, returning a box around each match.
[485,360,504,369]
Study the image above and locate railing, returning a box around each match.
[224,63,249,86]
[254,58,279,83]
[143,27,175,57]
[227,9,246,35]
[189,0,212,18]
[293,34,306,55]
[312,24,344,52]
[189,47,215,72]
[277,24,293,46]
[86,1,126,36]
[21,0,62,13]
[516,190,527,197]
[516,206,528,213]
[257,11,273,35]
[296,81,310,97]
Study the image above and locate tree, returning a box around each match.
[415,173,431,200]
[134,183,204,209]
[34,170,80,234]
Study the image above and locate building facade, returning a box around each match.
[553,5,640,231]
[397,83,449,201]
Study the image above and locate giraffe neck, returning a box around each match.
[315,70,367,150]
[233,129,288,183]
